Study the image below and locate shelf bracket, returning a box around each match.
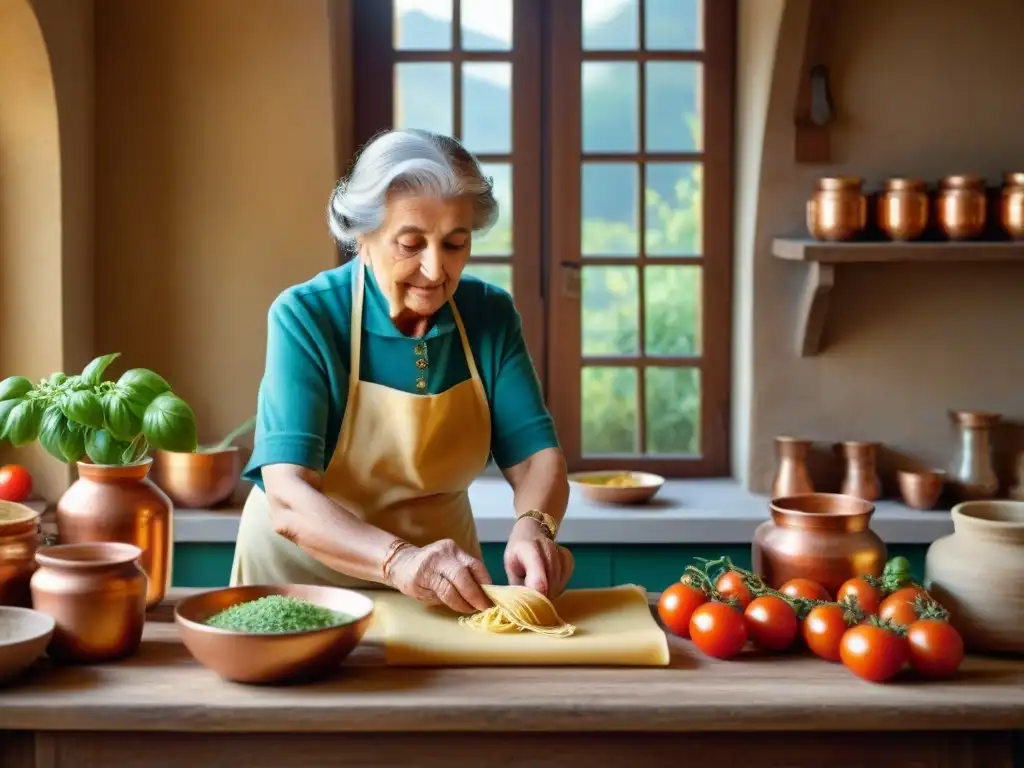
[795,262,835,357]
[794,0,840,164]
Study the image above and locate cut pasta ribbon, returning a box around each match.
[458,584,577,638]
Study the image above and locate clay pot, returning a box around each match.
[925,501,1024,655]
[30,542,148,664]
[753,493,887,597]
[771,437,814,497]
[151,448,243,509]
[0,502,41,608]
[56,459,172,610]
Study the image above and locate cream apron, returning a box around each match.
[230,264,492,588]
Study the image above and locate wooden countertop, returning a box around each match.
[1,590,1023,734]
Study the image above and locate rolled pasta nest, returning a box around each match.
[459,584,576,638]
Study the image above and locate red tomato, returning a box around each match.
[907,619,964,678]
[780,578,830,602]
[715,570,753,608]
[802,604,852,662]
[879,586,928,626]
[837,577,882,614]
[840,623,909,682]
[657,582,708,638]
[689,601,748,660]
[0,465,32,503]
[744,595,798,651]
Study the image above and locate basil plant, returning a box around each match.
[0,353,197,466]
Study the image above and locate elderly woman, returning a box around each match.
[231,129,571,613]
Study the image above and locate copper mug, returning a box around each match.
[877,178,929,241]
[936,175,986,240]
[1001,172,1024,240]
[807,177,867,242]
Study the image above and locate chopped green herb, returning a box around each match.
[204,595,351,633]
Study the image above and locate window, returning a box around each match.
[349,0,735,476]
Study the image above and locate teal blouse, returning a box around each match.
[243,260,558,489]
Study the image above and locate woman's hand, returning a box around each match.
[385,539,493,614]
[503,518,575,598]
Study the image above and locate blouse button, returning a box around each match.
[414,342,427,356]
[415,376,427,391]
[415,357,428,370]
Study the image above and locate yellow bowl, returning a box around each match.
[151,448,243,508]
[568,471,666,505]
[175,584,374,684]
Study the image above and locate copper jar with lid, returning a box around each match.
[807,177,867,242]
[936,175,986,240]
[0,501,41,608]
[1000,172,1024,240]
[877,178,929,241]
[752,493,887,597]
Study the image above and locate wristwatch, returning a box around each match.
[516,509,559,540]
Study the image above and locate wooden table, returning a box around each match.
[1,590,1023,768]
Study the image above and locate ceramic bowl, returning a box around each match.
[568,471,666,505]
[175,584,374,684]
[0,606,55,685]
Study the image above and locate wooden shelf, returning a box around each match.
[772,238,1024,356]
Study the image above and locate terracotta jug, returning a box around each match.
[56,459,172,610]
[0,501,41,608]
[925,501,1024,655]
[838,441,881,501]
[771,437,814,497]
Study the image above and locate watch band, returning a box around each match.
[517,509,558,539]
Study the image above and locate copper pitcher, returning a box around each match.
[936,175,986,240]
[0,501,41,608]
[807,177,867,242]
[877,178,929,241]
[752,493,887,596]
[1000,172,1024,240]
[56,459,172,610]
[771,437,814,497]
[948,410,1000,501]
[30,542,148,664]
[838,441,882,501]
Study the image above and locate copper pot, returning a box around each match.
[936,175,986,240]
[877,178,929,241]
[56,459,172,610]
[948,410,1000,501]
[807,177,867,242]
[151,448,242,509]
[30,542,148,664]
[0,502,41,608]
[752,493,887,596]
[1000,172,1024,240]
[838,441,881,502]
[898,469,946,510]
[771,437,814,497]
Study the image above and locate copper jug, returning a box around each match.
[878,178,929,241]
[1000,172,1024,240]
[771,437,814,497]
[936,175,986,240]
[839,441,881,501]
[948,411,1000,501]
[807,177,867,242]
[0,501,41,607]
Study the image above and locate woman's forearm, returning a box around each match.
[503,447,570,525]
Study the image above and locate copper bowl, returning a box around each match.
[568,471,665,505]
[898,469,946,511]
[0,606,54,685]
[175,584,375,684]
[151,448,243,508]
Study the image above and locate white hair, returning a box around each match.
[327,129,498,246]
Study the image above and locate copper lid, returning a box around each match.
[815,177,863,191]
[940,174,984,189]
[1003,171,1024,187]
[883,178,926,191]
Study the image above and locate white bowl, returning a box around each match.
[0,606,55,685]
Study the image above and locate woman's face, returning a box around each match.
[358,192,474,330]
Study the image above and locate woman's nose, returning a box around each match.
[420,247,444,282]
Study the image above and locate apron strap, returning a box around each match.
[350,262,365,390]
[449,296,490,416]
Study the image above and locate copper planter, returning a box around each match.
[30,542,148,664]
[936,175,986,240]
[56,459,172,610]
[1001,172,1024,240]
[752,493,887,597]
[0,502,41,608]
[877,178,929,241]
[807,177,867,242]
[151,448,242,509]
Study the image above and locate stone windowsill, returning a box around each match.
[160,477,953,546]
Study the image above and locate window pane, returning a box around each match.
[394,0,452,50]
[644,266,702,355]
[582,267,639,356]
[582,367,638,454]
[646,367,700,454]
[462,63,511,154]
[645,0,703,51]
[645,162,702,255]
[646,62,702,152]
[474,162,511,255]
[463,264,512,295]
[582,0,639,50]
[582,62,638,153]
[461,0,512,50]
[582,163,639,256]
[394,63,453,135]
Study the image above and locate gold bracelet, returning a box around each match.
[381,539,412,585]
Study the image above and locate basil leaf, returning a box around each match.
[81,353,121,386]
[0,376,34,402]
[39,405,84,463]
[0,399,22,442]
[61,389,105,430]
[142,392,197,452]
[102,390,142,442]
[117,369,171,419]
[85,428,130,465]
[121,434,150,465]
[61,422,87,463]
[6,400,43,447]
[49,372,68,387]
